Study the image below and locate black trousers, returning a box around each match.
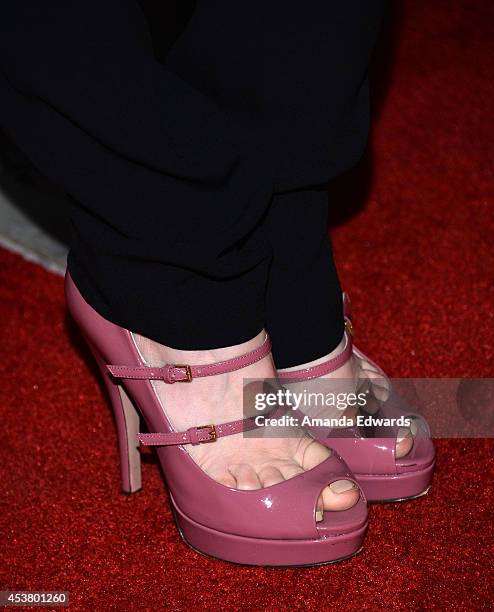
[0,1,385,367]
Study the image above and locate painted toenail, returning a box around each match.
[329,479,356,494]
[397,426,412,444]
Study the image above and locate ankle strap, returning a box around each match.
[278,292,354,382]
[278,303,354,383]
[107,334,272,383]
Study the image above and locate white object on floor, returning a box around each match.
[0,172,68,275]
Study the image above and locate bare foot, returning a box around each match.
[133,330,360,517]
[278,333,414,459]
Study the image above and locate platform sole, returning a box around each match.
[171,499,368,567]
[355,460,435,503]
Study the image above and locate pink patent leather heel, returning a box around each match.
[91,347,142,494]
[278,293,436,503]
[66,274,368,566]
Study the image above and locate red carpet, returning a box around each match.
[1,0,493,609]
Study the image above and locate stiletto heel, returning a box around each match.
[90,345,142,494]
[66,274,368,566]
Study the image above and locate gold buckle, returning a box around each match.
[196,424,217,443]
[174,364,193,382]
[344,318,354,337]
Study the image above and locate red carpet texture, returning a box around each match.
[1,0,493,610]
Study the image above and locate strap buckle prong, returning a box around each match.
[196,424,217,443]
[174,364,193,382]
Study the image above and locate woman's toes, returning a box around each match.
[321,479,360,512]
[278,463,305,481]
[228,463,262,490]
[298,440,359,512]
[395,426,414,459]
[257,466,286,488]
[277,462,327,521]
[299,437,332,470]
[315,498,324,522]
[214,472,238,488]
